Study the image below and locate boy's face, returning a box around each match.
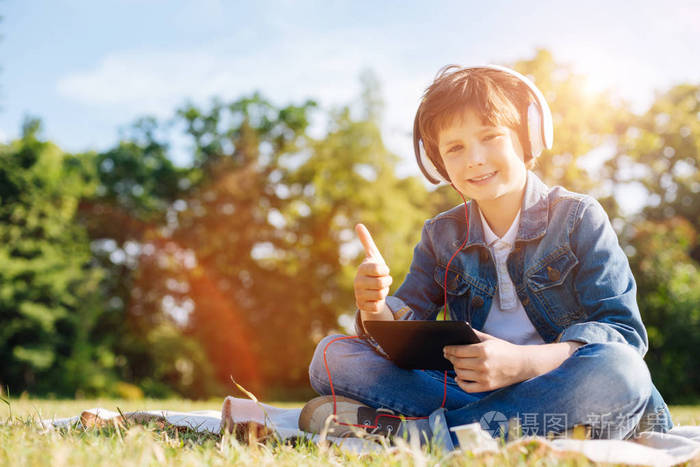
[437,107,527,205]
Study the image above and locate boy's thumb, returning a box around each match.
[355,223,386,265]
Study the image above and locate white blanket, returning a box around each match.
[44,397,700,466]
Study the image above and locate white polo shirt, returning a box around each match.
[479,209,545,345]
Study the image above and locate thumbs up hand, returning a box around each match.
[354,224,393,316]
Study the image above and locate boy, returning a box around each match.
[300,65,673,450]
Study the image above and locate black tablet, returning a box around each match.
[363,320,480,371]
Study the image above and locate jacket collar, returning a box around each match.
[465,171,549,248]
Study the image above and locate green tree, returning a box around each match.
[624,218,700,402]
[171,95,317,394]
[0,118,110,396]
[161,80,435,396]
[510,50,628,206]
[78,117,221,398]
[611,84,700,402]
[613,84,700,230]
[284,102,434,378]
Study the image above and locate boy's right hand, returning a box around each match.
[354,224,393,314]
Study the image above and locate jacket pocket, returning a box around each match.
[527,247,579,291]
[433,266,469,296]
[526,247,584,327]
[433,265,472,321]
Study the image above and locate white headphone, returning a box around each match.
[413,64,554,185]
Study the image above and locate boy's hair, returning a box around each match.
[415,65,537,180]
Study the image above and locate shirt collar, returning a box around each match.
[464,171,549,249]
[479,208,521,248]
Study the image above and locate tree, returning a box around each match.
[510,50,628,209]
[0,118,110,396]
[65,84,433,398]
[624,217,700,402]
[77,117,221,398]
[610,84,700,402]
[162,81,435,395]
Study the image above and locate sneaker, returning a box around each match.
[298,395,401,438]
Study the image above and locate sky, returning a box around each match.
[2,0,700,177]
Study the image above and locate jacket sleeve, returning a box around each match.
[392,219,445,320]
[556,197,649,355]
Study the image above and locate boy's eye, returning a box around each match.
[447,144,463,153]
[482,134,501,142]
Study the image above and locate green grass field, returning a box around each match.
[1,398,698,466]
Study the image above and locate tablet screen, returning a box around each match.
[364,320,480,370]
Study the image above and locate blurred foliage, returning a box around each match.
[610,83,700,403]
[511,50,630,207]
[624,218,700,402]
[168,86,432,395]
[76,117,221,399]
[0,50,698,402]
[0,118,109,396]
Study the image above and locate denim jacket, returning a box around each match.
[356,171,648,356]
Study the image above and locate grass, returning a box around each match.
[0,398,698,466]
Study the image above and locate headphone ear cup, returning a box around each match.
[413,111,448,185]
[481,64,553,155]
[418,141,450,184]
[527,102,544,158]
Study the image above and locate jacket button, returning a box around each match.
[448,275,460,289]
[471,296,484,308]
[479,249,489,263]
[547,266,561,281]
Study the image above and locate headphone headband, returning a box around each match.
[414,64,554,185]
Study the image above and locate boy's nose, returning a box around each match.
[464,146,486,167]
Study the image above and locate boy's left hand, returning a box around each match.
[443,329,528,393]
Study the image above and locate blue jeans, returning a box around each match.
[309,335,673,448]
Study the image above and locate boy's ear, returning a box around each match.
[513,126,531,161]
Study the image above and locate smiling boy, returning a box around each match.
[299,65,673,449]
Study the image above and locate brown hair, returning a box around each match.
[414,65,536,181]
